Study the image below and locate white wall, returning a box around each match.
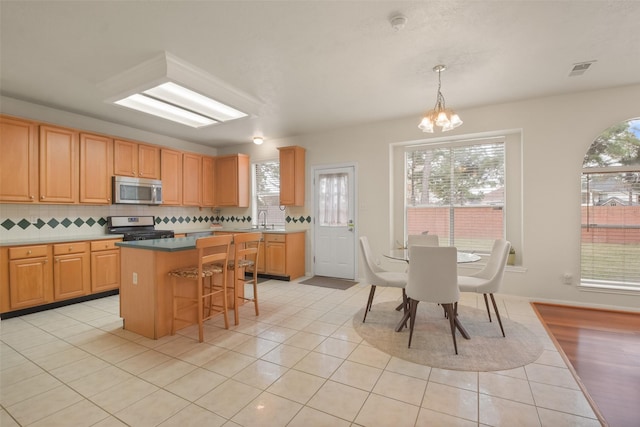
[227,84,640,310]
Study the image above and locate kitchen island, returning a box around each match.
[116,230,305,340]
[117,237,212,339]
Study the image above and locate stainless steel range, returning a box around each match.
[107,216,174,241]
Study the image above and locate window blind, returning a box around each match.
[405,141,505,253]
[581,172,640,290]
[253,161,286,226]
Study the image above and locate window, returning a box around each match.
[405,139,505,253]
[581,118,640,292]
[252,160,286,227]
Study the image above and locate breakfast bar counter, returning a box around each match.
[116,236,233,339]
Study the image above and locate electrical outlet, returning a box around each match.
[562,273,573,285]
[132,272,138,285]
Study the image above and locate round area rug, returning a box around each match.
[353,301,543,371]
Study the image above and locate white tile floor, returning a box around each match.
[1,279,601,426]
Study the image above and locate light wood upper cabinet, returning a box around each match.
[0,115,39,203]
[161,149,182,205]
[182,153,202,206]
[202,156,216,207]
[114,139,160,179]
[39,125,78,203]
[278,146,305,206]
[80,133,113,204]
[215,154,249,207]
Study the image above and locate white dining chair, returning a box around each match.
[407,234,439,248]
[406,245,460,353]
[458,239,511,337]
[360,236,408,323]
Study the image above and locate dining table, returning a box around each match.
[385,248,481,337]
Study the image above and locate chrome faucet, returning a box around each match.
[258,210,267,228]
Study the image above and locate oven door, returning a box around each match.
[113,176,163,204]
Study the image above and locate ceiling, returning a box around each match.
[1,1,639,148]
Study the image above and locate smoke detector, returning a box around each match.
[390,14,407,32]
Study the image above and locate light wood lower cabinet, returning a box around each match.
[91,239,121,293]
[6,245,53,310]
[246,232,305,280]
[1,239,121,314]
[53,242,90,300]
[265,234,287,276]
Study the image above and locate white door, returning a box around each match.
[313,165,356,279]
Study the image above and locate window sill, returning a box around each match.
[579,281,640,296]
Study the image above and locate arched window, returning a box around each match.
[581,118,640,292]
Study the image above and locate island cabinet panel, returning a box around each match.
[0,115,39,203]
[6,245,53,311]
[52,242,90,300]
[39,125,79,203]
[215,154,249,207]
[278,146,305,206]
[182,153,202,206]
[202,156,216,207]
[161,149,182,205]
[80,133,113,204]
[114,139,160,179]
[90,239,121,293]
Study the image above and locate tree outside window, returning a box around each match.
[581,118,640,290]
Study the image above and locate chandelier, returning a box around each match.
[418,65,463,133]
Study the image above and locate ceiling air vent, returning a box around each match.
[569,60,596,77]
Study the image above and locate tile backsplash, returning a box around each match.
[0,204,312,242]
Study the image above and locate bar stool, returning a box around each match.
[228,232,262,325]
[168,234,232,342]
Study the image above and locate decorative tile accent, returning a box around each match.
[1,211,300,237]
[2,219,16,230]
[285,215,312,224]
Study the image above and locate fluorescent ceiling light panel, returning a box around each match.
[115,93,217,128]
[144,82,247,122]
[101,52,260,128]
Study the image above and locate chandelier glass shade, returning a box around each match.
[418,65,463,133]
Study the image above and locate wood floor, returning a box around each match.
[532,302,640,427]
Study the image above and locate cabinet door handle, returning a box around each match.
[55,258,59,262]
[41,195,45,199]
[27,250,32,255]
[29,196,34,200]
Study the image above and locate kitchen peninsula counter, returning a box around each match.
[117,231,305,339]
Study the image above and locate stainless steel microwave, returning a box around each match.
[112,176,163,205]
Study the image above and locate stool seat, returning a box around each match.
[169,263,224,279]
[226,259,254,270]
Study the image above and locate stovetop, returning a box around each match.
[107,216,174,241]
